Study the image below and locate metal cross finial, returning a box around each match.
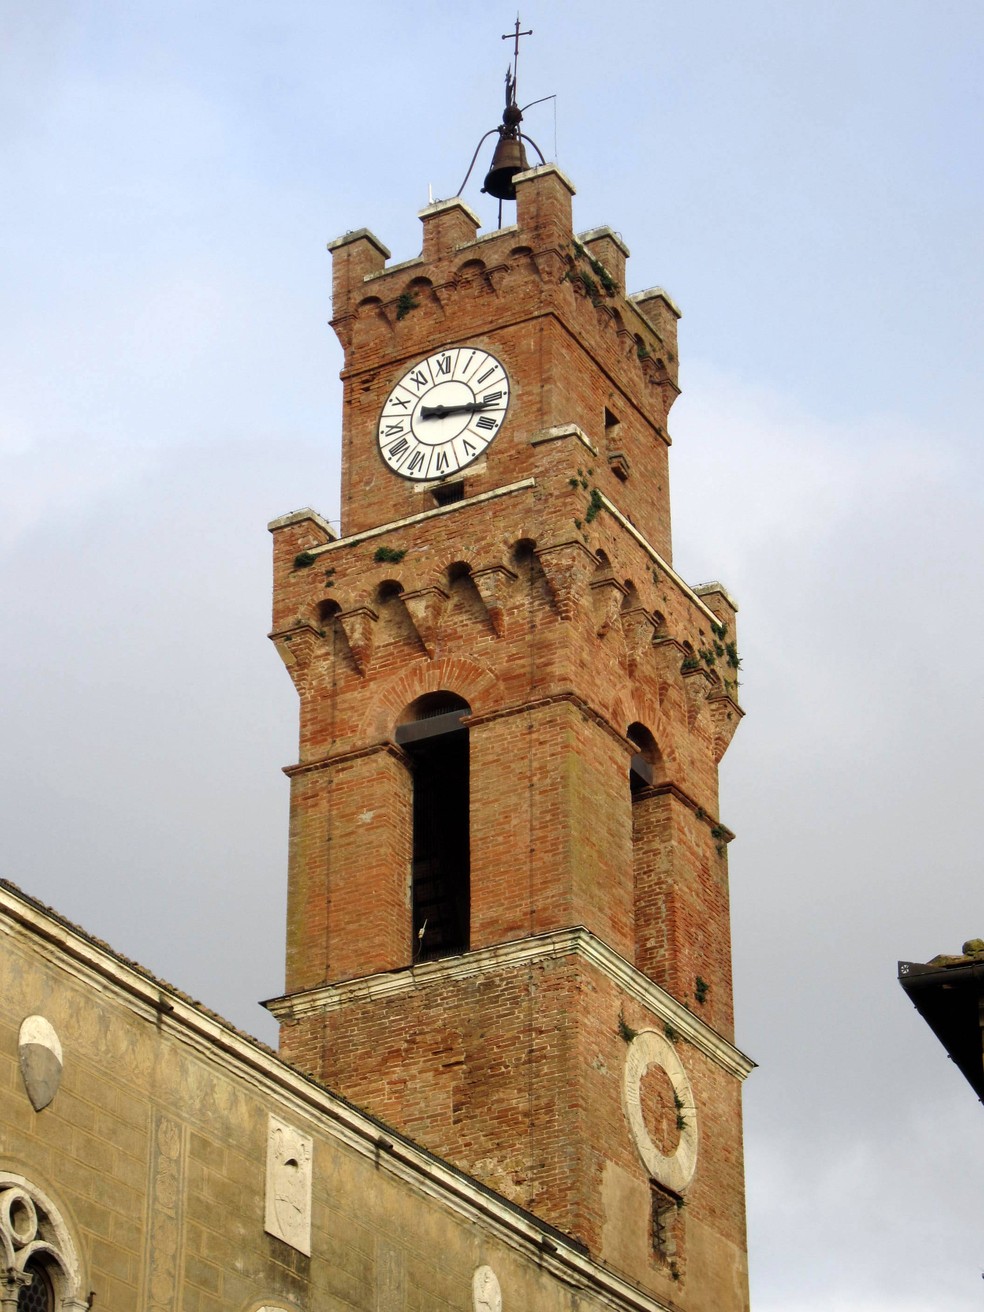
[502,14,532,97]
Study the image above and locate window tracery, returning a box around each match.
[0,1177,85,1311]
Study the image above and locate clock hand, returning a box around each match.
[419,401,497,419]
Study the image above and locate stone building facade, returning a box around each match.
[0,880,676,1311]
[0,162,752,1311]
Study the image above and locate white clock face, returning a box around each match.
[377,346,510,481]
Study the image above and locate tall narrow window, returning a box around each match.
[650,1180,681,1261]
[628,722,658,794]
[396,693,471,961]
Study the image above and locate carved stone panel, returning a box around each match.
[264,1115,313,1256]
[472,1265,502,1312]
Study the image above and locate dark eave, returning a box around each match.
[898,959,984,1103]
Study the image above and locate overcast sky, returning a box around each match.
[2,3,982,1307]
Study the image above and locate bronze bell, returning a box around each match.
[482,132,530,201]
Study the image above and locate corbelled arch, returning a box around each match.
[360,656,500,743]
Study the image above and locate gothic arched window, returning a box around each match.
[0,1175,84,1310]
[396,692,471,961]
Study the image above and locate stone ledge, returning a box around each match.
[326,228,391,258]
[578,226,631,258]
[597,492,722,627]
[513,163,577,195]
[294,479,537,559]
[530,424,598,455]
[265,926,756,1083]
[267,507,338,537]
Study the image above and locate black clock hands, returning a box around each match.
[419,401,498,419]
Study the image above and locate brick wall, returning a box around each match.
[270,162,749,1310]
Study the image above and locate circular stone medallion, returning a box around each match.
[622,1029,698,1193]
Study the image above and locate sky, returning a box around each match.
[2,2,982,1307]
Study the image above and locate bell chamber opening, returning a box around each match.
[395,693,471,962]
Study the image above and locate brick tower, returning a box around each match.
[266,156,752,1308]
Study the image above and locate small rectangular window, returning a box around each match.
[433,482,465,507]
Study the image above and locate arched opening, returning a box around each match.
[627,722,659,794]
[0,1175,83,1310]
[395,692,471,960]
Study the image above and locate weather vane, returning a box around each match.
[457,13,550,217]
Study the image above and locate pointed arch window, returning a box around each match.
[0,1175,85,1310]
[396,693,471,961]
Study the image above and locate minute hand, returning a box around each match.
[419,401,496,419]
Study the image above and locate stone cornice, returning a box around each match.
[465,690,636,756]
[530,423,598,455]
[0,881,674,1312]
[266,927,755,1083]
[266,506,338,538]
[296,479,536,560]
[283,739,407,779]
[597,492,722,626]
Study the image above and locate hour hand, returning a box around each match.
[419,401,491,419]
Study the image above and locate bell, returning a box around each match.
[482,133,530,201]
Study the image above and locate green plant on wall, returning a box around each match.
[617,1011,638,1043]
[374,545,406,563]
[395,291,418,320]
[569,240,617,299]
[584,488,603,524]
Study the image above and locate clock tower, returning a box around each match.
[266,106,752,1310]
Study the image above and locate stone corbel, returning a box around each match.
[400,587,449,658]
[531,247,569,283]
[337,607,379,676]
[707,692,745,763]
[681,664,717,728]
[619,606,659,675]
[269,623,324,689]
[470,565,517,637]
[484,263,510,294]
[650,636,689,707]
[329,313,354,353]
[535,540,597,622]
[590,577,628,639]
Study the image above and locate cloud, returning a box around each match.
[668,364,984,1309]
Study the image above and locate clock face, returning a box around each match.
[377,346,510,481]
